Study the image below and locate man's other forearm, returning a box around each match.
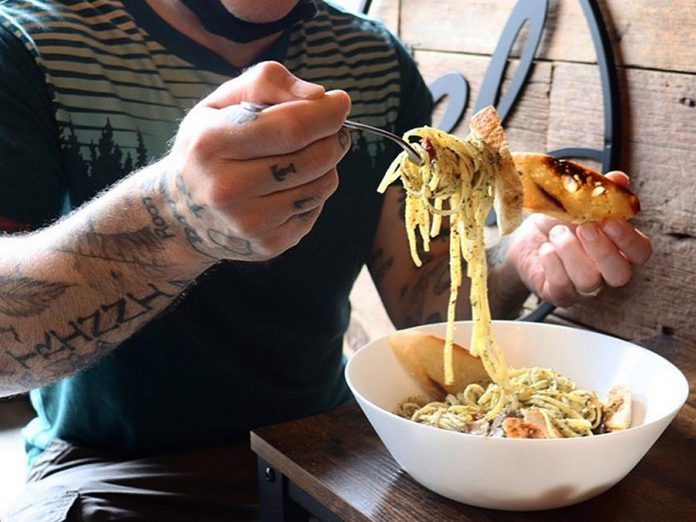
[393,235,530,329]
[0,163,215,397]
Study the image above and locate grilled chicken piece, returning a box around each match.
[502,417,548,439]
[604,385,632,431]
[502,408,560,439]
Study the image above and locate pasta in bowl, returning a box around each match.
[344,321,688,510]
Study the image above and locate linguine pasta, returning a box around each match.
[377,126,508,394]
[379,123,625,438]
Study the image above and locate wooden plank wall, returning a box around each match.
[361,0,696,343]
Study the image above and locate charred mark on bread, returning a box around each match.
[544,156,590,185]
[537,185,566,211]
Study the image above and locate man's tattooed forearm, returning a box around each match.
[0,325,21,342]
[0,276,73,317]
[168,279,194,290]
[59,228,171,272]
[1,339,119,396]
[142,196,175,239]
[174,171,205,218]
[271,163,296,182]
[402,258,450,325]
[159,174,216,259]
[5,283,173,370]
[155,171,254,259]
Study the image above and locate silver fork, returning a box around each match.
[240,101,424,166]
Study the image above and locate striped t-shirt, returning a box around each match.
[0,0,432,461]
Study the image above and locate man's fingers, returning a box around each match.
[253,168,339,231]
[577,223,632,287]
[547,225,603,294]
[205,90,351,159]
[210,130,350,203]
[529,213,574,237]
[601,220,653,265]
[203,61,325,109]
[253,203,325,260]
[279,169,339,221]
[539,242,576,307]
[605,170,630,189]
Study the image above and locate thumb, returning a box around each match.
[605,170,631,189]
[203,61,325,109]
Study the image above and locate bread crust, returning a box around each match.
[390,330,488,400]
[469,106,524,235]
[513,153,640,223]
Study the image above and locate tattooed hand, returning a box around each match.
[166,61,352,262]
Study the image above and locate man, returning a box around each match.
[0,1,651,520]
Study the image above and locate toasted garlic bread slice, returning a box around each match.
[603,384,632,431]
[390,331,488,400]
[469,106,524,235]
[513,152,640,223]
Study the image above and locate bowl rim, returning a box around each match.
[345,320,690,445]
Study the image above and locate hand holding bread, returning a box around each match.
[465,112,651,307]
[506,169,652,307]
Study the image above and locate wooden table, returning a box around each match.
[251,335,696,521]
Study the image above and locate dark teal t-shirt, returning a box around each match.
[0,0,432,464]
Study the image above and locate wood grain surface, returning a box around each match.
[349,0,696,343]
[398,0,696,73]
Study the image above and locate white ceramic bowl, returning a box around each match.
[345,321,689,511]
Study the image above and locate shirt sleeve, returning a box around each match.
[0,23,67,228]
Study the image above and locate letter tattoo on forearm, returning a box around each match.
[158,174,216,260]
[174,171,205,218]
[142,196,175,239]
[5,284,174,372]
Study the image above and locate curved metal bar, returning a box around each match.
[483,0,547,227]
[357,0,373,15]
[548,147,605,163]
[474,0,548,122]
[519,301,556,322]
[520,0,622,323]
[579,0,621,172]
[428,72,469,133]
